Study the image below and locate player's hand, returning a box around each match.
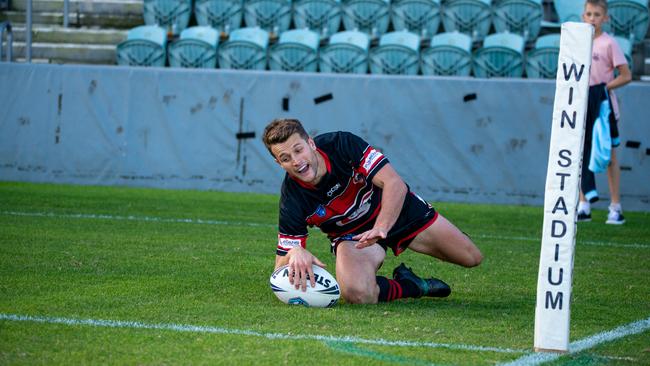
[286,246,326,292]
[353,227,388,249]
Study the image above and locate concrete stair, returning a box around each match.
[1,0,143,64]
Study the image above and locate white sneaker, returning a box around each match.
[606,209,625,225]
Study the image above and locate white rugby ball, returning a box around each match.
[270,265,340,308]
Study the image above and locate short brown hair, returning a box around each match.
[262,118,310,156]
[585,0,607,12]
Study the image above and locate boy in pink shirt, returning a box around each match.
[577,0,632,224]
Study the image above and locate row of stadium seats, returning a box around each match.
[115,25,633,78]
[142,0,648,45]
[552,0,649,44]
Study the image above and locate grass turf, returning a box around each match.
[0,181,648,365]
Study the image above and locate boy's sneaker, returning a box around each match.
[606,209,625,225]
[577,210,592,222]
[392,263,451,298]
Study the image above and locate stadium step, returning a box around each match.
[10,0,143,15]
[10,41,116,64]
[0,10,143,29]
[11,25,127,45]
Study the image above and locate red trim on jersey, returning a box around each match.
[326,202,382,239]
[394,211,439,256]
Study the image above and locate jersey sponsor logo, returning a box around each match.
[362,149,383,172]
[278,235,306,249]
[327,183,341,197]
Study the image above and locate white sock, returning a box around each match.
[578,201,591,214]
[609,203,622,212]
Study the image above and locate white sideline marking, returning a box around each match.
[0,210,275,228]
[3,211,648,249]
[475,234,650,249]
[500,316,650,366]
[0,313,524,354]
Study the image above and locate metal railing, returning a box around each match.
[64,0,70,28]
[0,21,13,62]
[22,0,71,62]
[26,0,32,62]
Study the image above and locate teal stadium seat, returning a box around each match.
[441,0,492,42]
[217,27,270,70]
[421,31,472,76]
[614,35,633,73]
[168,26,220,68]
[341,0,391,37]
[194,0,244,34]
[604,0,649,44]
[473,32,525,78]
[143,0,192,35]
[243,0,293,34]
[293,0,342,37]
[553,0,584,23]
[116,25,168,67]
[525,33,560,79]
[493,0,543,41]
[390,0,441,39]
[269,29,320,72]
[319,30,370,73]
[369,30,421,75]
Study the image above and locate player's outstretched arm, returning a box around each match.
[354,163,407,248]
[276,246,326,291]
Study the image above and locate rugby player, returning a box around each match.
[263,119,483,304]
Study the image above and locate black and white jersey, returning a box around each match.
[276,132,389,256]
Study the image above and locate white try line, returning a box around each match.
[3,210,649,249]
[499,316,650,366]
[0,313,524,354]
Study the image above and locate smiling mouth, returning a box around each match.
[297,164,309,175]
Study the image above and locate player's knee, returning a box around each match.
[462,247,483,268]
[341,283,378,304]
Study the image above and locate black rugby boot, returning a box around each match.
[392,263,451,298]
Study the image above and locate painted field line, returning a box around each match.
[0,313,524,354]
[475,234,650,249]
[3,211,648,249]
[499,316,650,366]
[0,210,275,228]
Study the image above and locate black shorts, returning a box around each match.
[330,192,438,256]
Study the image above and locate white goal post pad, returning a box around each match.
[534,22,594,353]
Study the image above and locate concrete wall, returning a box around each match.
[1,63,648,210]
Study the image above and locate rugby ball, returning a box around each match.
[270,265,340,308]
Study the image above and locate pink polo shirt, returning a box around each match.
[589,32,628,119]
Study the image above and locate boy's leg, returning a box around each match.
[407,214,482,268]
[335,241,385,304]
[607,148,621,205]
[606,148,625,224]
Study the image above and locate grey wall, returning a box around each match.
[1,63,648,210]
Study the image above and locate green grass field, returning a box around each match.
[1,181,648,365]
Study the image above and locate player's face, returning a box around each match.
[583,3,608,34]
[271,133,322,185]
